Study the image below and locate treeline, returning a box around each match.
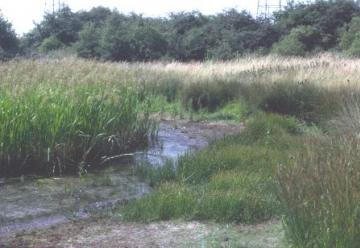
[2,0,360,61]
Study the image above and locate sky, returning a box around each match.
[0,0,263,35]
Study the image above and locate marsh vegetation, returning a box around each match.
[2,54,360,247]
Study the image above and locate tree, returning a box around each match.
[339,16,360,56]
[35,6,81,46]
[0,14,18,60]
[274,0,360,50]
[272,26,320,56]
[348,33,360,56]
[17,1,360,61]
[38,35,63,52]
[207,10,279,59]
[182,26,211,60]
[340,16,360,51]
[100,12,133,61]
[78,7,112,28]
[76,22,102,58]
[130,24,168,61]
[166,11,209,60]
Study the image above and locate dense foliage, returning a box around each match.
[0,14,18,60]
[0,1,353,60]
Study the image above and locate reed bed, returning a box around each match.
[0,54,358,177]
[0,60,155,176]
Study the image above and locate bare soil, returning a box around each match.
[1,219,284,248]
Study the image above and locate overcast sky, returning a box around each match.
[0,0,268,35]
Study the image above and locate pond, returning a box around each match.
[0,121,242,237]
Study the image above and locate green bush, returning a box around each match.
[348,33,360,57]
[340,16,360,51]
[272,35,306,57]
[271,26,320,56]
[339,16,360,57]
[39,35,64,53]
[76,22,102,58]
[131,25,168,61]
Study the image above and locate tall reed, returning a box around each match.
[0,83,154,176]
[278,136,360,247]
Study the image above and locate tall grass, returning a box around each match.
[0,70,155,176]
[277,96,360,247]
[1,55,357,122]
[278,136,360,248]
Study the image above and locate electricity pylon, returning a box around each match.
[45,0,66,14]
[256,0,284,18]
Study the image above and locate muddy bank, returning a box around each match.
[0,121,243,239]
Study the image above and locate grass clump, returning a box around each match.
[181,80,239,112]
[0,84,154,177]
[278,136,360,248]
[195,101,250,122]
[123,113,302,223]
[123,183,198,221]
[260,82,340,124]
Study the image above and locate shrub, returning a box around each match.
[38,35,63,53]
[76,22,102,58]
[271,26,320,56]
[131,25,168,61]
[272,37,305,56]
[347,33,360,57]
[340,16,360,51]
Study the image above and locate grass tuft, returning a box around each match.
[278,136,360,248]
[123,113,301,223]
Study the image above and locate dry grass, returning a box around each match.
[2,53,360,88]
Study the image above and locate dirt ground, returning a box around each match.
[0,219,284,248]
